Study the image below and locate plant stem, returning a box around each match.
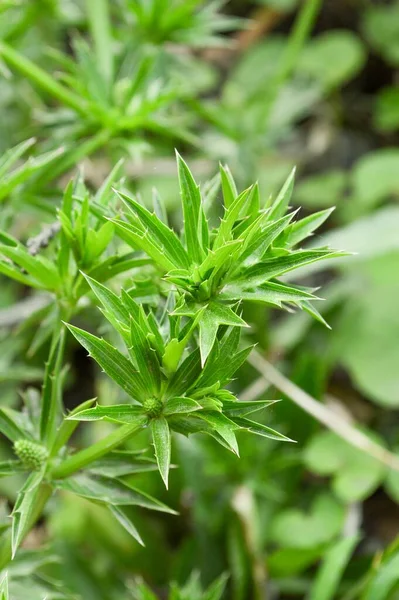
[50,422,144,479]
[262,0,322,124]
[248,350,399,472]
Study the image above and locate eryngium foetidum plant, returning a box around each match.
[0,153,341,568]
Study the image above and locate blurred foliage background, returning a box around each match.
[1,0,399,598]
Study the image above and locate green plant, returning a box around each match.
[0,152,338,595]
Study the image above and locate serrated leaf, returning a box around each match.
[199,302,248,366]
[163,397,201,415]
[231,416,294,442]
[67,403,146,424]
[111,219,176,271]
[151,418,171,488]
[267,168,296,220]
[176,151,205,264]
[234,250,339,287]
[12,470,45,558]
[130,314,161,394]
[220,281,317,305]
[213,186,253,251]
[115,189,190,269]
[88,453,157,477]
[220,163,238,208]
[66,324,146,402]
[54,473,177,513]
[197,411,239,455]
[222,399,280,417]
[0,246,60,290]
[285,207,334,247]
[166,349,202,398]
[53,398,97,454]
[83,275,131,339]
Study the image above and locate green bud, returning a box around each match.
[143,397,163,419]
[14,439,48,471]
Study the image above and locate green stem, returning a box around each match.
[261,0,322,124]
[50,422,144,479]
[0,483,52,571]
[40,323,67,446]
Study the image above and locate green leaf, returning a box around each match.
[67,403,146,424]
[83,275,131,340]
[267,168,295,220]
[0,573,8,600]
[309,534,360,600]
[54,473,177,513]
[151,417,171,488]
[232,416,294,442]
[270,493,345,549]
[88,452,158,477]
[212,186,253,251]
[11,470,45,558]
[351,149,399,208]
[0,137,35,179]
[363,552,399,600]
[220,163,238,208]
[235,250,339,287]
[164,397,201,415]
[285,207,335,247]
[0,408,29,443]
[66,324,147,401]
[109,505,144,546]
[0,246,60,290]
[203,573,229,600]
[116,189,190,269]
[130,312,161,394]
[221,399,280,417]
[304,431,386,502]
[197,411,239,455]
[220,281,317,305]
[111,218,176,271]
[53,398,97,455]
[374,86,399,133]
[176,151,205,264]
[0,260,40,288]
[298,30,366,90]
[199,302,248,366]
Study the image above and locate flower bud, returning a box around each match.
[14,439,48,471]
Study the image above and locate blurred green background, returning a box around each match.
[1,0,399,598]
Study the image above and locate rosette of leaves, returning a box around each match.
[131,571,228,600]
[66,275,290,489]
[111,152,343,363]
[0,164,150,353]
[125,0,241,48]
[0,4,196,183]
